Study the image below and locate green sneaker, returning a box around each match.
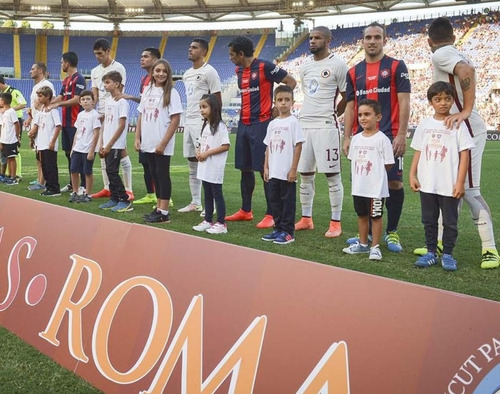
[481,249,499,269]
[133,193,156,205]
[413,241,443,256]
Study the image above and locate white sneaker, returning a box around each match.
[78,186,86,195]
[193,220,212,232]
[369,245,383,261]
[206,222,228,234]
[178,203,203,213]
[60,183,72,193]
[200,208,216,217]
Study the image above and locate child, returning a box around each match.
[261,85,305,245]
[135,59,182,223]
[98,71,132,212]
[0,92,20,185]
[192,94,230,234]
[28,87,62,196]
[410,81,475,271]
[68,90,100,203]
[343,99,394,260]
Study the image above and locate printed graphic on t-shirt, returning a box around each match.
[354,146,375,176]
[424,130,449,162]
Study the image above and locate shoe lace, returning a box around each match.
[386,232,400,243]
[482,251,498,261]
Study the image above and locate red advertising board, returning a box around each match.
[1,191,500,393]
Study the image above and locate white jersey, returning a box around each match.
[138,86,183,155]
[196,122,230,184]
[431,45,486,136]
[264,115,305,181]
[91,60,127,114]
[102,97,129,149]
[299,53,348,128]
[73,109,101,153]
[30,79,56,119]
[348,131,395,199]
[0,108,19,144]
[33,108,62,151]
[411,117,475,197]
[183,63,221,123]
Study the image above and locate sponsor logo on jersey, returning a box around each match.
[400,72,410,79]
[380,69,390,79]
[196,75,201,81]
[355,87,391,96]
[321,69,331,78]
[270,66,280,75]
[240,86,260,93]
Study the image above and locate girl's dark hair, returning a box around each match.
[150,59,173,107]
[200,94,222,135]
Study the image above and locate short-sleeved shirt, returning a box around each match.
[346,55,411,139]
[197,122,230,184]
[431,45,486,137]
[73,109,101,153]
[348,131,395,199]
[59,72,86,128]
[0,108,19,144]
[33,108,62,151]
[91,60,127,114]
[183,63,221,123]
[299,54,349,129]
[102,97,129,149]
[138,86,183,155]
[236,58,288,125]
[2,86,27,119]
[30,79,56,119]
[264,115,305,181]
[410,117,475,197]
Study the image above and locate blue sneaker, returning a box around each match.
[110,201,133,212]
[28,182,45,191]
[273,232,295,245]
[384,231,402,253]
[415,252,438,268]
[99,199,118,210]
[342,242,370,254]
[4,178,18,185]
[441,254,457,271]
[346,234,372,245]
[262,230,281,242]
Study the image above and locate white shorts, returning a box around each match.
[298,127,341,173]
[183,120,204,158]
[466,131,486,190]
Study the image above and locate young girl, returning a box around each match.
[192,94,230,234]
[134,59,183,223]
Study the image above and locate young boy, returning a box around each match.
[98,71,132,212]
[0,92,21,185]
[28,87,62,196]
[410,81,475,271]
[343,99,394,260]
[69,90,100,203]
[261,85,305,245]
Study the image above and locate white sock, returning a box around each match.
[160,209,168,215]
[121,156,132,192]
[100,158,109,190]
[327,173,343,221]
[188,161,202,206]
[299,174,315,217]
[464,189,497,250]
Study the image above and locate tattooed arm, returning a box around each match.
[445,60,476,129]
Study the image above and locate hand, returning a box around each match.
[342,135,351,157]
[452,183,465,199]
[100,146,110,157]
[134,139,141,152]
[409,177,420,192]
[47,103,59,111]
[287,169,297,183]
[87,152,95,161]
[30,139,35,149]
[444,111,470,129]
[23,118,32,128]
[154,143,166,155]
[392,134,407,158]
[197,151,207,162]
[113,92,125,101]
[263,168,269,182]
[49,141,55,151]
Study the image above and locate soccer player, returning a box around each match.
[226,36,296,228]
[120,47,162,205]
[90,38,133,201]
[294,26,349,238]
[25,63,55,191]
[178,38,222,215]
[425,17,499,269]
[48,51,86,193]
[343,22,410,253]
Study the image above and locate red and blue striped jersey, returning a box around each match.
[140,74,152,94]
[60,72,86,128]
[236,58,288,125]
[346,55,410,139]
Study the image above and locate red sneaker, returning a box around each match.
[126,191,135,201]
[256,214,274,229]
[295,217,314,231]
[91,188,111,198]
[225,209,253,221]
[325,221,342,238]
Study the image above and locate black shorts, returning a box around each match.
[387,156,403,182]
[353,196,385,219]
[70,151,95,175]
[62,126,77,152]
[235,120,269,172]
[139,151,148,165]
[2,143,18,159]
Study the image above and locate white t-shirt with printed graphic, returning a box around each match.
[196,122,230,184]
[102,97,129,149]
[0,108,19,144]
[411,117,475,197]
[138,86,183,155]
[348,131,395,199]
[33,109,62,151]
[73,109,101,153]
[91,60,127,114]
